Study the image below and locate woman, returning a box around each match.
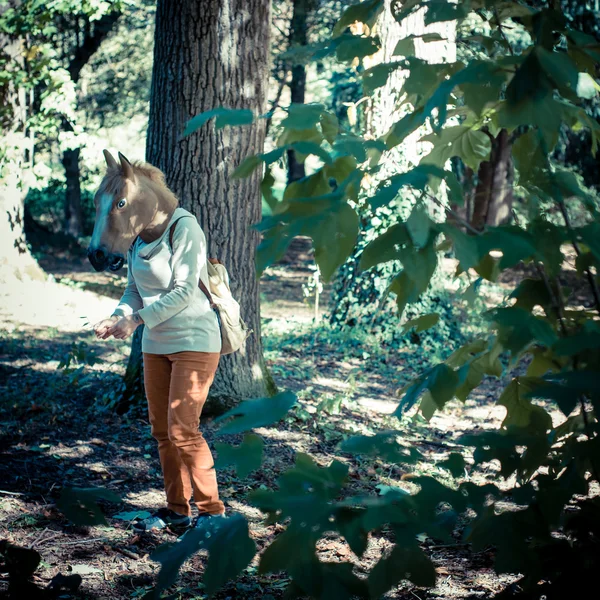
[92,154,225,532]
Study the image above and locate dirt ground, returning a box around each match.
[0,238,566,599]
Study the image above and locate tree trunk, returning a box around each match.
[286,0,313,183]
[116,326,145,414]
[471,128,514,231]
[62,146,83,238]
[124,0,275,414]
[0,2,45,284]
[330,0,456,324]
[60,10,121,239]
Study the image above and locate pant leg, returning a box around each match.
[167,350,225,515]
[143,352,193,516]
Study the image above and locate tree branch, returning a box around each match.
[68,10,121,83]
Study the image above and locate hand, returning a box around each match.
[93,316,119,340]
[107,314,143,340]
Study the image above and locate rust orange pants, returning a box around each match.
[142,350,225,516]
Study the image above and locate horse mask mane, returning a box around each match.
[87,150,178,272]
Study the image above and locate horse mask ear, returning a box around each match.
[118,152,135,180]
[103,149,118,170]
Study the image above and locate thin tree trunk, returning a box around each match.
[116,326,145,414]
[124,0,275,414]
[286,0,312,183]
[60,9,121,239]
[471,128,513,231]
[62,146,83,237]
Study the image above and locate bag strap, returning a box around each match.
[169,220,218,310]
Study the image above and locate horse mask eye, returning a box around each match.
[117,198,127,209]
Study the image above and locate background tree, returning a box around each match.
[60,8,122,238]
[120,0,276,413]
[328,0,457,327]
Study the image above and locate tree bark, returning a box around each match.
[62,145,83,237]
[0,2,45,283]
[124,0,275,414]
[286,0,313,183]
[116,326,145,414]
[471,128,514,231]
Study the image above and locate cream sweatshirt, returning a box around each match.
[112,207,222,354]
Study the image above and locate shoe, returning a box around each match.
[132,508,191,532]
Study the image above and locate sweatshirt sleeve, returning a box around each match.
[137,218,205,330]
[112,252,143,318]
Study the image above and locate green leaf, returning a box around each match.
[439,453,466,478]
[290,141,332,164]
[333,135,386,163]
[480,226,538,270]
[336,35,380,62]
[232,155,262,178]
[382,107,427,149]
[402,313,440,334]
[488,307,558,354]
[424,0,469,25]
[281,103,325,130]
[398,240,438,294]
[460,80,502,116]
[370,164,462,209]
[320,111,339,144]
[389,241,438,317]
[201,515,257,595]
[278,125,324,145]
[184,107,254,136]
[530,371,600,416]
[258,528,318,580]
[577,222,600,263]
[406,204,431,248]
[215,433,264,478]
[445,339,488,369]
[362,61,403,93]
[324,155,358,185]
[421,126,492,172]
[151,514,256,596]
[57,487,121,526]
[441,224,481,271]
[535,46,580,100]
[358,223,410,271]
[393,36,415,57]
[333,0,384,37]
[497,378,553,433]
[214,391,298,435]
[396,363,459,416]
[340,431,424,464]
[313,202,359,281]
[368,543,436,596]
[261,168,278,213]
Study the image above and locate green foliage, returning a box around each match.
[214,391,298,435]
[215,433,264,478]
[150,515,256,598]
[57,486,121,526]
[157,0,600,596]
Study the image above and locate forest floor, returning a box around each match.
[0,237,575,600]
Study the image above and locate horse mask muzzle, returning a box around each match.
[87,246,125,272]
